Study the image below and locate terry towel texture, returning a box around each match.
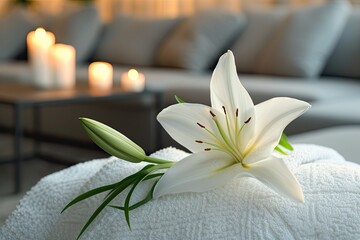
[1,144,360,240]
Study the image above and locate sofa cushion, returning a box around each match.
[93,15,180,67]
[0,7,35,60]
[322,8,360,79]
[42,5,101,62]
[231,7,287,73]
[290,126,360,164]
[3,61,359,105]
[256,0,350,78]
[238,75,360,104]
[156,9,246,71]
[0,61,32,83]
[287,97,360,135]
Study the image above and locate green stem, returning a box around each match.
[146,162,175,172]
[143,156,174,164]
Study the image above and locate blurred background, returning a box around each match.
[1,0,359,21]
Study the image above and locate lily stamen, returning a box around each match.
[222,105,237,145]
[210,113,244,162]
[224,106,237,148]
[234,108,239,143]
[235,117,252,142]
[195,120,241,161]
[196,123,229,152]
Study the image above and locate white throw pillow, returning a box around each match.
[322,8,360,79]
[256,0,350,78]
[156,9,246,71]
[41,5,101,63]
[0,7,35,60]
[93,15,181,67]
[231,7,287,73]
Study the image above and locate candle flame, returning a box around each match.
[128,69,139,81]
[34,27,47,40]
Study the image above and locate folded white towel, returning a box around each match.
[1,144,360,240]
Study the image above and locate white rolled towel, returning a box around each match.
[1,144,360,240]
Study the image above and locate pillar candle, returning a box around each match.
[121,69,145,92]
[49,44,76,89]
[27,27,55,89]
[88,62,113,90]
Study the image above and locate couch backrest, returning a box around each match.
[92,15,182,67]
[40,5,101,63]
[322,7,360,79]
[232,0,351,78]
[155,9,246,71]
[0,6,35,61]
[91,9,247,70]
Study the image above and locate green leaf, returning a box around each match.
[110,176,161,211]
[175,95,185,104]
[275,146,287,155]
[279,133,294,151]
[275,133,294,155]
[143,173,164,181]
[75,173,138,240]
[70,164,168,238]
[124,174,147,229]
[61,182,118,213]
[74,165,155,239]
[104,165,155,200]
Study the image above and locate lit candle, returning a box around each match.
[88,62,113,90]
[121,69,145,92]
[49,44,76,89]
[27,27,55,89]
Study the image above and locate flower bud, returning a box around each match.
[80,118,145,163]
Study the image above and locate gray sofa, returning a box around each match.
[0,0,359,155]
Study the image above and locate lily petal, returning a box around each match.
[210,50,255,150]
[157,103,226,153]
[153,151,240,198]
[246,156,304,203]
[244,97,310,164]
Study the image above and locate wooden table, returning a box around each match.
[0,82,163,193]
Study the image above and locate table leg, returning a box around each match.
[14,105,23,193]
[154,92,164,151]
[33,106,41,157]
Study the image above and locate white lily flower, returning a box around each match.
[154,50,310,202]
